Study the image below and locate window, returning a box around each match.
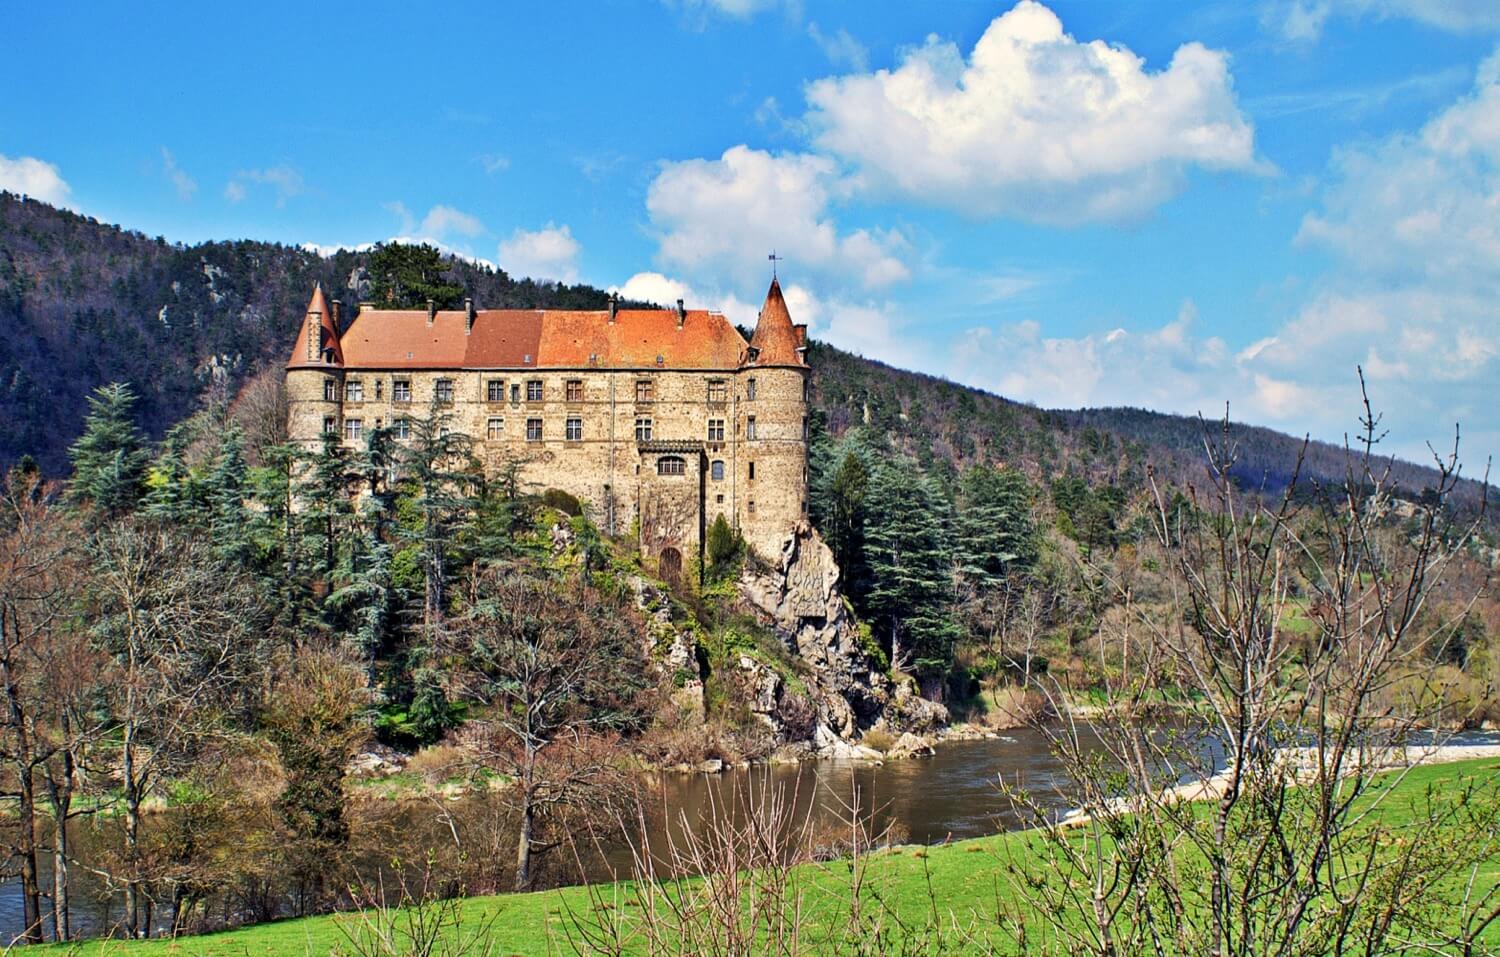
[716,494,724,504]
[345,380,364,402]
[435,379,453,403]
[510,383,520,403]
[802,416,809,440]
[566,417,583,441]
[749,461,755,480]
[746,378,757,401]
[746,416,757,440]
[636,379,654,402]
[657,456,686,476]
[324,378,338,402]
[487,417,504,440]
[803,379,810,402]
[526,418,543,442]
[707,419,725,442]
[748,500,756,513]
[375,379,384,400]
[394,418,410,440]
[711,460,725,481]
[393,379,411,402]
[634,417,653,442]
[707,380,727,403]
[526,380,543,402]
[323,415,336,434]
[566,379,584,402]
[344,418,363,441]
[487,379,505,402]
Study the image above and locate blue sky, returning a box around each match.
[5,0,1500,469]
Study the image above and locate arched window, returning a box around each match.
[710,459,725,481]
[657,456,686,476]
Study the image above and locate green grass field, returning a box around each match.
[38,757,1500,956]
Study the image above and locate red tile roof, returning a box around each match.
[321,306,749,370]
[748,278,805,367]
[286,284,343,368]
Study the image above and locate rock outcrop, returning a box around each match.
[739,521,947,750]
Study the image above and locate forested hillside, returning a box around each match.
[1,189,1490,514]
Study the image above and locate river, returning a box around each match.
[2,726,1495,944]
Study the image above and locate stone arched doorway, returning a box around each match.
[659,546,683,583]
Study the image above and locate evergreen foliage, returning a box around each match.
[67,382,151,518]
[367,243,466,309]
[863,462,960,685]
[955,465,1037,586]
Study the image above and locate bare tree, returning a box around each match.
[86,520,269,938]
[0,469,79,943]
[445,568,649,890]
[1001,383,1500,955]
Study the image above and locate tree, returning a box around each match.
[259,641,369,914]
[704,513,744,583]
[863,463,960,695]
[0,469,79,942]
[367,243,465,309]
[67,382,150,519]
[397,401,477,628]
[955,465,1036,587]
[447,569,648,890]
[86,521,268,938]
[820,449,870,599]
[1002,388,1500,955]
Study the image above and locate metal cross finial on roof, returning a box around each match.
[768,250,782,280]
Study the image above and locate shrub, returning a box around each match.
[540,487,582,516]
[704,514,744,582]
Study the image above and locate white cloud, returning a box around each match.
[667,0,781,19]
[419,204,484,239]
[1263,0,1500,43]
[499,223,581,283]
[160,147,197,201]
[808,22,867,71]
[225,164,304,206]
[647,145,908,290]
[803,0,1261,223]
[479,154,510,174]
[0,154,72,207]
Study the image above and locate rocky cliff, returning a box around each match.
[738,520,947,752]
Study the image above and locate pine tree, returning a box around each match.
[397,400,477,627]
[68,382,150,519]
[207,427,253,564]
[367,243,465,308]
[143,423,200,525]
[300,433,356,588]
[863,462,960,693]
[955,466,1037,588]
[328,428,400,663]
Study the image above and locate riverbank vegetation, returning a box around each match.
[27,756,1500,955]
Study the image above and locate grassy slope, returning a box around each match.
[43,757,1500,956]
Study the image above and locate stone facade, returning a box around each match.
[285,280,810,568]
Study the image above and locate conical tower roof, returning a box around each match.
[287,282,344,367]
[748,278,805,367]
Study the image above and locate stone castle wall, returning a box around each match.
[287,363,807,563]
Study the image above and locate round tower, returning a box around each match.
[285,283,344,452]
[737,277,809,559]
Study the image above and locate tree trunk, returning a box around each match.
[122,724,145,939]
[45,748,74,942]
[514,798,535,891]
[2,649,44,944]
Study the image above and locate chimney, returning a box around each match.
[331,299,343,332]
[676,298,686,328]
[608,291,619,324]
[426,299,436,325]
[465,297,476,334]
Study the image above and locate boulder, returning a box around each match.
[885,732,936,760]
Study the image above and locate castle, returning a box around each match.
[286,278,810,574]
